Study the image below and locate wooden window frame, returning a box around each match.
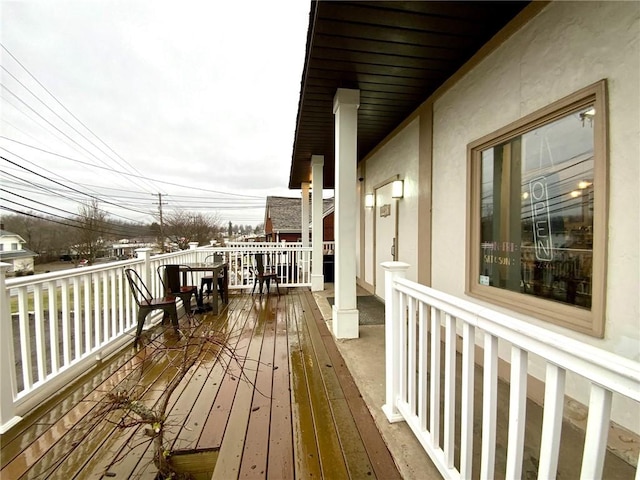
[466,80,608,337]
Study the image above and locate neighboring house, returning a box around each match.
[264,196,334,243]
[0,226,37,273]
[289,0,639,449]
[111,239,158,258]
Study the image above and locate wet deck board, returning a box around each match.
[0,290,400,480]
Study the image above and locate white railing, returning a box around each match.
[0,242,311,433]
[381,262,640,480]
[206,242,312,288]
[323,241,335,253]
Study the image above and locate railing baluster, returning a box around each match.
[73,277,81,360]
[33,283,46,383]
[95,273,102,346]
[444,313,456,468]
[429,306,441,447]
[84,275,92,353]
[481,333,498,479]
[399,292,408,403]
[118,269,125,334]
[61,280,71,366]
[110,270,117,339]
[18,288,32,390]
[506,346,528,479]
[460,322,475,479]
[538,363,565,479]
[418,301,428,431]
[580,384,613,479]
[102,271,109,343]
[407,296,416,414]
[47,280,59,375]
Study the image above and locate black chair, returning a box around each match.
[251,253,280,296]
[201,253,225,302]
[124,268,179,347]
[157,264,198,321]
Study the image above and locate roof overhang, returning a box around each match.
[289,0,531,189]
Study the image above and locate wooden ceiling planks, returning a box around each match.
[289,1,529,188]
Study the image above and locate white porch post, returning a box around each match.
[381,261,410,423]
[301,182,310,248]
[332,88,360,338]
[0,263,22,433]
[136,247,153,294]
[311,155,325,291]
[301,182,310,278]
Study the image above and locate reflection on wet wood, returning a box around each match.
[1,290,400,480]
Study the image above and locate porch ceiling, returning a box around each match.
[289,0,530,189]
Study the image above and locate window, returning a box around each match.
[467,81,608,337]
[12,243,18,251]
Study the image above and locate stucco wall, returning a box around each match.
[362,118,420,288]
[432,1,639,430]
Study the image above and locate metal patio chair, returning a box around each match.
[124,268,179,347]
[251,253,280,296]
[157,264,199,322]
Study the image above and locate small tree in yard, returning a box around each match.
[76,199,109,264]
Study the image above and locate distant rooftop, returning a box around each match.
[265,196,334,232]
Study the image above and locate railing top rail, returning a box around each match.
[199,245,313,252]
[393,276,640,401]
[6,258,143,287]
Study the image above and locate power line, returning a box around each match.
[0,201,144,237]
[1,43,161,194]
[0,136,266,198]
[0,152,152,220]
[0,83,155,195]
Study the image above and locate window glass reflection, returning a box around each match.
[479,106,594,309]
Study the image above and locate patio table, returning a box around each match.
[180,262,228,314]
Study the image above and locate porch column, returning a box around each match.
[301,182,310,248]
[311,155,325,291]
[0,263,22,433]
[301,182,310,278]
[332,88,360,338]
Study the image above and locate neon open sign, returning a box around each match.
[529,176,554,261]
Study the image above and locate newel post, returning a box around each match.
[0,262,21,433]
[136,248,153,291]
[381,261,410,423]
[188,242,199,263]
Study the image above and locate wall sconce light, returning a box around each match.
[392,180,404,199]
[365,193,374,208]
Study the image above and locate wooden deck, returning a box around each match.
[0,289,401,480]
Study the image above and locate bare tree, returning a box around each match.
[75,199,109,263]
[164,210,222,250]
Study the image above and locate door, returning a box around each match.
[374,182,397,300]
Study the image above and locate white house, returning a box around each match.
[0,226,37,274]
[289,0,639,471]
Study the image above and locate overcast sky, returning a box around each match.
[0,0,312,229]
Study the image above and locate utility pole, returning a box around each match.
[154,193,168,252]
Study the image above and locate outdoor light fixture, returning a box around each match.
[365,193,374,208]
[392,180,404,199]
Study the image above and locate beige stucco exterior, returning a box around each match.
[358,1,639,433]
